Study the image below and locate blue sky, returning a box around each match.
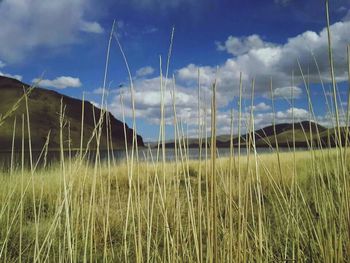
[1,0,350,141]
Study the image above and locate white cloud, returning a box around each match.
[216,34,274,56]
[33,76,82,89]
[0,60,5,68]
[247,102,271,112]
[136,66,155,77]
[109,76,203,125]
[107,74,312,137]
[272,86,302,99]
[0,0,104,62]
[276,107,309,120]
[79,21,104,34]
[178,20,350,103]
[107,73,318,139]
[0,71,23,81]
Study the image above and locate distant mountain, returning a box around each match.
[0,76,144,151]
[161,121,349,148]
[245,121,328,148]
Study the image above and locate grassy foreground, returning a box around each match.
[0,148,349,262]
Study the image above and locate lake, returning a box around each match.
[0,147,308,170]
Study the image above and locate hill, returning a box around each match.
[0,76,144,151]
[161,121,348,148]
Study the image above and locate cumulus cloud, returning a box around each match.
[276,107,309,120]
[79,21,104,34]
[247,102,271,112]
[136,66,155,77]
[272,86,303,99]
[33,76,82,89]
[216,34,274,56]
[0,71,22,81]
[109,76,204,125]
[107,73,312,137]
[0,60,5,68]
[0,0,104,62]
[178,20,350,103]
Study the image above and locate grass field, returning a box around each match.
[0,148,349,262]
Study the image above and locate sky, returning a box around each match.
[1,0,350,141]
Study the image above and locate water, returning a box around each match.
[0,147,307,170]
[136,147,281,161]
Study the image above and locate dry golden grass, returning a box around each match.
[0,148,349,262]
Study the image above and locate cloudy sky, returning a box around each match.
[1,0,350,141]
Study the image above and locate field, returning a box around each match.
[0,147,349,262]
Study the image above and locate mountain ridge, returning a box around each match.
[154,121,348,148]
